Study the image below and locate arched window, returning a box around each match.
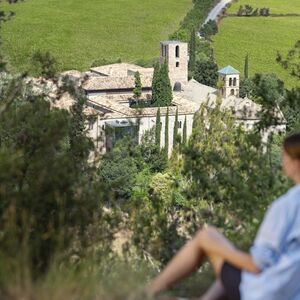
[233,78,237,86]
[230,89,235,96]
[174,82,182,91]
[175,45,180,58]
[176,62,179,68]
[229,78,232,86]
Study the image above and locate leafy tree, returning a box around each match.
[183,101,288,229]
[98,139,141,200]
[133,71,142,100]
[276,40,300,132]
[31,51,58,79]
[276,40,300,79]
[200,20,218,39]
[244,53,249,79]
[139,128,167,172]
[0,75,100,275]
[237,5,244,16]
[155,108,161,148]
[251,73,285,105]
[194,59,218,87]
[188,28,196,74]
[239,77,256,98]
[244,5,253,16]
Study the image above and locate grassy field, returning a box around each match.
[227,0,300,14]
[213,0,300,89]
[1,0,192,72]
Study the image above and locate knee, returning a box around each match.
[195,226,218,244]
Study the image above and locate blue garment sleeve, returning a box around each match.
[250,199,290,270]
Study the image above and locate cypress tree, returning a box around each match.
[133,71,142,99]
[182,116,187,145]
[188,28,196,74]
[151,63,162,106]
[164,107,169,155]
[173,108,179,149]
[244,53,249,79]
[155,108,161,148]
[152,62,172,107]
[160,62,173,106]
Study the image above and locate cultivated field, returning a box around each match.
[213,1,300,88]
[2,0,192,72]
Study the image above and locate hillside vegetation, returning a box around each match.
[1,0,192,72]
[213,0,300,88]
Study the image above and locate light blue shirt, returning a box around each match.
[240,185,300,300]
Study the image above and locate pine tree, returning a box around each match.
[244,53,249,79]
[173,108,179,149]
[164,107,169,155]
[155,108,161,148]
[182,116,187,145]
[133,71,142,100]
[188,28,196,74]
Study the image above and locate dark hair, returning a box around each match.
[284,133,300,159]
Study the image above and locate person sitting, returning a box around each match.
[147,133,300,300]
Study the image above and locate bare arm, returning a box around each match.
[221,247,261,273]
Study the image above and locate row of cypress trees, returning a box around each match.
[155,107,187,154]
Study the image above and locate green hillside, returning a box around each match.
[1,0,192,72]
[213,0,300,88]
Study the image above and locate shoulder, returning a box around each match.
[269,185,300,216]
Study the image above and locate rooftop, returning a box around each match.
[218,65,240,75]
[83,75,153,91]
[86,94,199,120]
[90,63,153,77]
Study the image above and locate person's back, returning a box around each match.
[241,185,300,299]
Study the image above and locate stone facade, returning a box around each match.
[160,41,189,90]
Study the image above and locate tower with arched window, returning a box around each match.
[218,65,240,98]
[160,41,189,91]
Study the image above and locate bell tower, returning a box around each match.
[160,41,189,91]
[218,65,240,98]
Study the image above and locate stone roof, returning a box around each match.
[181,79,285,122]
[83,75,153,91]
[218,65,240,75]
[90,63,153,77]
[86,94,198,120]
[181,79,218,103]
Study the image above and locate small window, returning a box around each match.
[230,89,235,96]
[88,120,94,130]
[175,45,180,58]
[178,121,182,128]
[229,78,233,86]
[233,78,237,86]
[176,62,179,68]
